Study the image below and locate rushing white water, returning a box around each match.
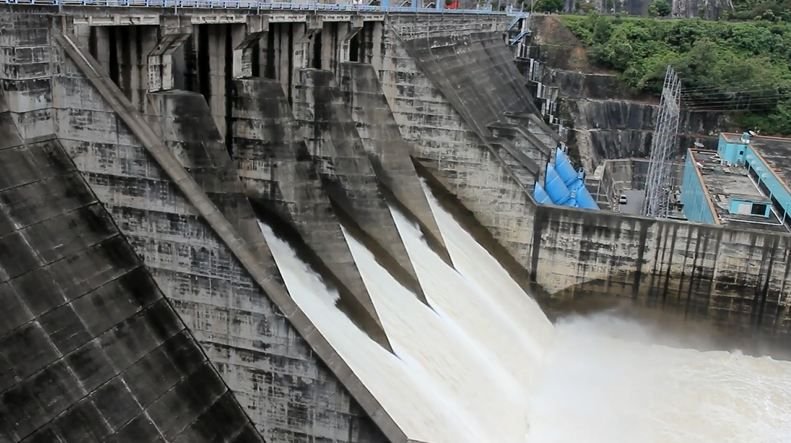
[259,222,480,443]
[343,222,533,441]
[388,206,552,398]
[526,313,791,443]
[418,181,791,443]
[260,179,791,443]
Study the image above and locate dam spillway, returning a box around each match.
[261,180,791,443]
[0,3,790,442]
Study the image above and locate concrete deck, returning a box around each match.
[691,149,786,232]
[749,136,791,198]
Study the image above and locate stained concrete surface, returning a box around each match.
[230,77,392,349]
[376,23,538,272]
[49,30,392,442]
[295,68,426,302]
[4,9,791,443]
[402,32,538,139]
[384,18,791,337]
[0,136,263,442]
[338,62,451,264]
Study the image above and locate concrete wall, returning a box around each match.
[337,61,449,262]
[374,22,538,269]
[529,205,791,335]
[4,13,791,443]
[1,11,388,442]
[231,76,391,348]
[56,64,385,443]
[293,67,425,300]
[377,16,791,337]
[0,128,262,441]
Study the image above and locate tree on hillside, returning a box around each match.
[560,15,791,134]
[532,0,564,13]
[648,0,672,16]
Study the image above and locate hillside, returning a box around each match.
[729,0,791,21]
[561,15,791,135]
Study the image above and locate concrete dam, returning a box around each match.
[1,4,791,443]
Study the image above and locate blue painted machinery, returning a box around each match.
[533,147,599,210]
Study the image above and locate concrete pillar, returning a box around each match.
[369,21,383,68]
[205,23,245,144]
[339,17,363,64]
[233,15,269,79]
[276,24,291,96]
[148,16,192,93]
[73,22,91,48]
[118,25,158,111]
[292,19,320,100]
[93,26,112,76]
[257,21,272,79]
[320,21,334,72]
[296,17,322,69]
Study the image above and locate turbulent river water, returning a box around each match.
[259,182,791,443]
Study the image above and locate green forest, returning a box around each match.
[729,0,791,21]
[561,15,791,134]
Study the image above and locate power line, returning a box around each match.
[683,99,791,108]
[682,96,791,107]
[680,80,790,93]
[681,84,782,93]
[682,89,786,97]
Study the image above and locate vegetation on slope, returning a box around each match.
[562,15,791,134]
[728,0,791,21]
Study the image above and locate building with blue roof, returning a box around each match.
[679,132,791,232]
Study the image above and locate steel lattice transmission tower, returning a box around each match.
[643,66,682,218]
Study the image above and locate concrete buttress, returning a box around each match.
[338,62,451,264]
[294,67,426,303]
[0,95,265,441]
[231,77,392,349]
[34,21,397,442]
[375,23,538,273]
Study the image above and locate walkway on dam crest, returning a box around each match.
[3,0,530,17]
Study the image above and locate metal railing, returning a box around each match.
[2,0,529,16]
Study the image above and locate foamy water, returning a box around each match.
[259,222,478,443]
[419,182,791,443]
[259,180,791,443]
[527,313,791,443]
[389,207,552,396]
[343,223,523,441]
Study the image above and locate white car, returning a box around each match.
[619,195,628,205]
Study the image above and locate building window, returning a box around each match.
[748,166,759,182]
[751,203,767,216]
